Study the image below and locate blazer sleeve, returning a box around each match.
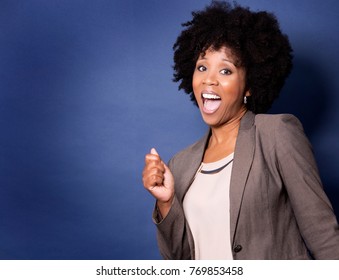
[275,114,339,259]
[152,157,192,260]
[152,196,191,259]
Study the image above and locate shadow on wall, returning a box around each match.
[269,56,339,216]
[270,56,328,137]
[326,186,339,217]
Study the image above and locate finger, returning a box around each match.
[142,165,165,179]
[146,148,162,164]
[143,161,166,174]
[145,153,161,165]
[151,174,164,187]
[143,173,164,189]
[150,148,159,155]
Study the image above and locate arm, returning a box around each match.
[143,149,192,259]
[153,195,192,259]
[275,115,339,259]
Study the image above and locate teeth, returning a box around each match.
[202,93,221,100]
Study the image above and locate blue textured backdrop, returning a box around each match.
[1,0,338,259]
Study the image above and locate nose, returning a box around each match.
[202,72,219,86]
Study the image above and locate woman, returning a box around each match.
[142,1,339,259]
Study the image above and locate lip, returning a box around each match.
[201,90,221,100]
[200,90,222,114]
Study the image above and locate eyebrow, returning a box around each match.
[222,58,235,64]
[197,56,236,65]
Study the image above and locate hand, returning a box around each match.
[142,148,175,217]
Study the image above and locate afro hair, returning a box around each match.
[173,0,293,113]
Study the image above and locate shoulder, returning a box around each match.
[253,113,305,137]
[169,131,208,166]
[253,113,312,154]
[254,113,302,128]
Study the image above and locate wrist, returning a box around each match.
[157,197,173,207]
[156,197,174,219]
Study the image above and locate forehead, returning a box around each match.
[199,46,240,65]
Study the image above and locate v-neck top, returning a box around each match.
[183,153,234,260]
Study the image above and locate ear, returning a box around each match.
[245,89,251,97]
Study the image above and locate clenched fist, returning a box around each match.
[142,148,175,218]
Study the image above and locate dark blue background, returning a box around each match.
[1,0,338,259]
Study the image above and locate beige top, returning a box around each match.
[183,153,234,260]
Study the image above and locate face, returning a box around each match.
[192,46,250,127]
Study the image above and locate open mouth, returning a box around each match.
[201,92,222,113]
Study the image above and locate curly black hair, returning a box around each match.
[173,1,293,113]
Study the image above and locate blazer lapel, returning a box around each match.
[174,111,256,245]
[175,131,210,203]
[229,111,256,245]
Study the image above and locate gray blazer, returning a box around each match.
[154,111,339,259]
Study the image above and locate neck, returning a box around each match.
[209,109,247,146]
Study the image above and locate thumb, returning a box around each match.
[150,148,159,156]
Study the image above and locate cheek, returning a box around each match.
[218,90,242,109]
[221,79,244,97]
[192,75,200,98]
[192,72,198,87]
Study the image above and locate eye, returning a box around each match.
[220,69,232,75]
[197,65,206,72]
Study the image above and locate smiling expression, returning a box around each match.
[192,46,250,127]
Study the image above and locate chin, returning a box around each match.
[201,115,221,127]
